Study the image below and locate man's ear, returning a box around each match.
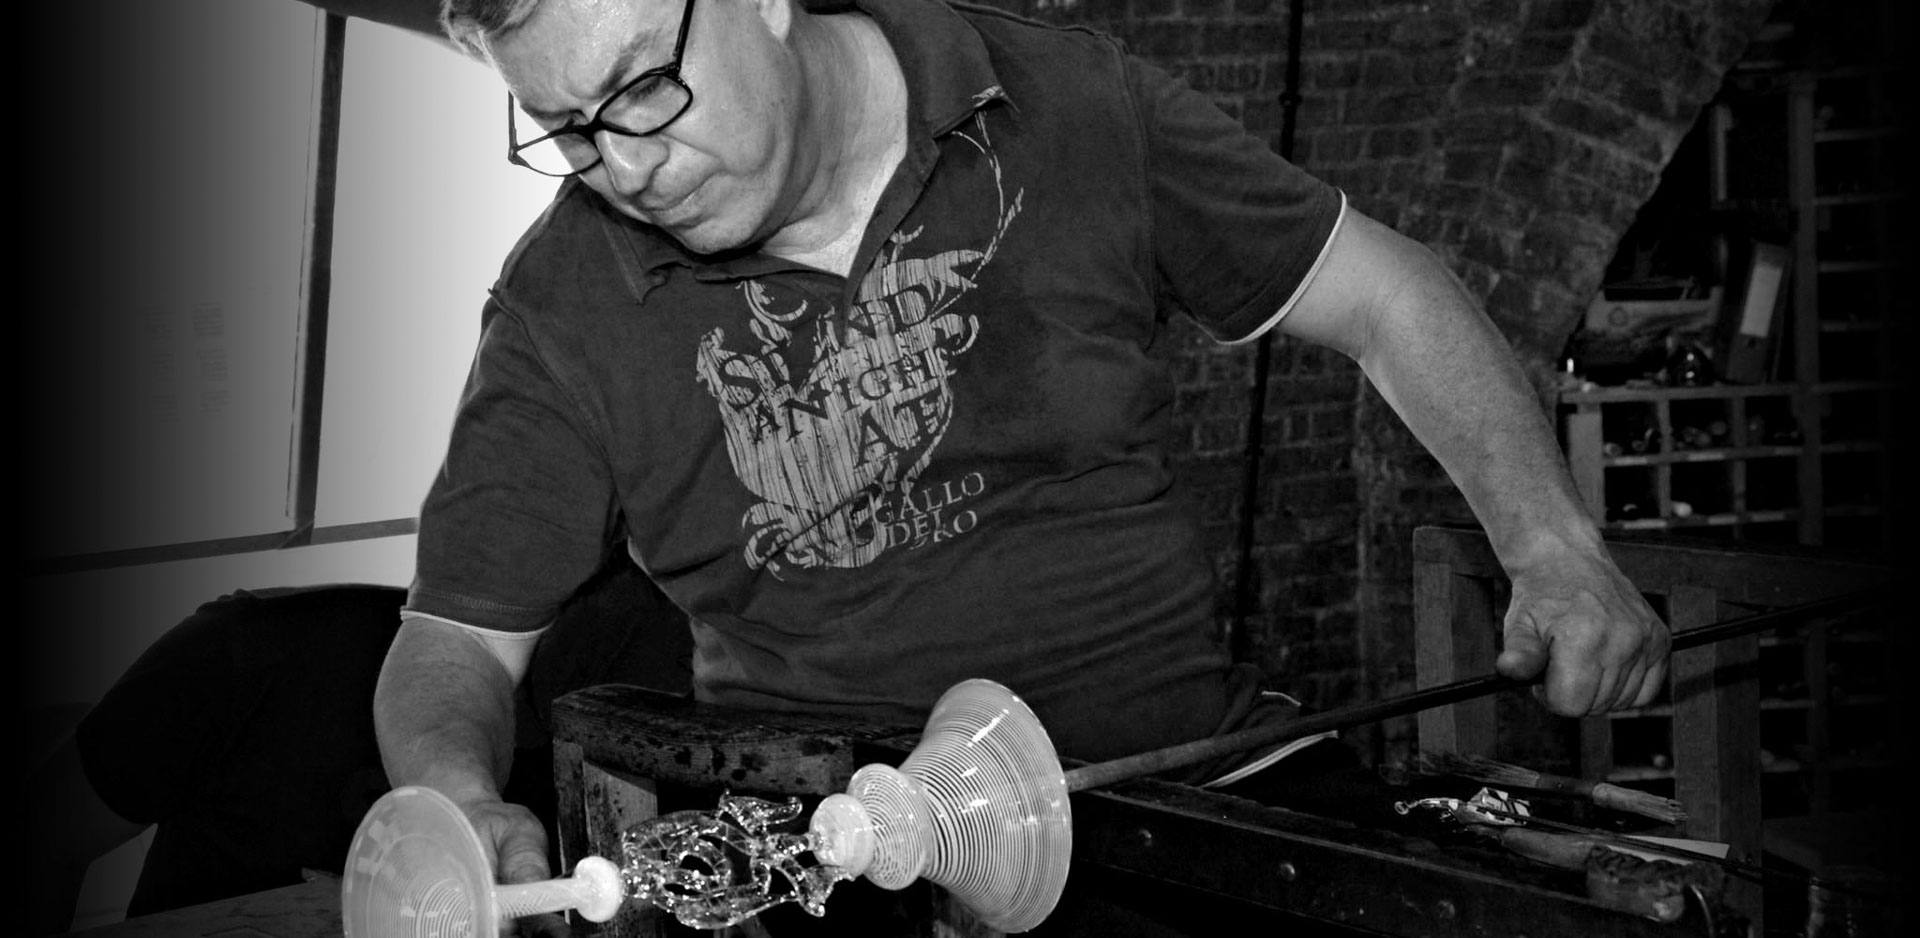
[749,0,796,42]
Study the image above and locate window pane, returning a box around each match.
[318,19,558,527]
[30,0,320,557]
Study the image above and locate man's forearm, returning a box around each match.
[374,618,520,801]
[1281,210,1599,570]
[1354,251,1602,572]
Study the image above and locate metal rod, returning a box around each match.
[1064,586,1890,792]
[1228,0,1306,663]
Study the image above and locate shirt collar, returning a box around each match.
[615,0,1012,277]
[855,0,1011,139]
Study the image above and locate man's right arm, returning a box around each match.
[373,617,553,885]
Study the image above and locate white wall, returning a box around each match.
[28,10,555,708]
[319,16,559,526]
[30,6,556,929]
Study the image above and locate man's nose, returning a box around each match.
[595,130,668,195]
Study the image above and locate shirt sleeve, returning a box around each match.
[1129,55,1344,344]
[406,299,622,633]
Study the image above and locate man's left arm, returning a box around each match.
[1277,207,1669,715]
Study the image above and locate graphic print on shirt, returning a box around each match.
[695,117,1021,575]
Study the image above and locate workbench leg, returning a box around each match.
[1414,561,1499,756]
[1671,585,1762,934]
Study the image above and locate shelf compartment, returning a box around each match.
[1603,445,1801,466]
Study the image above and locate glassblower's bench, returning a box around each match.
[550,680,1737,938]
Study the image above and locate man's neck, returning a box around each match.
[761,11,908,277]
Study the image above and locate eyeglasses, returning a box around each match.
[506,0,697,177]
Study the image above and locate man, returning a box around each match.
[375,0,1669,925]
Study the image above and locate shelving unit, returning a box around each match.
[1558,380,1892,547]
[1559,51,1904,818]
[1560,60,1904,554]
[1545,16,1905,916]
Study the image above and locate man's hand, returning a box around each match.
[454,796,573,937]
[462,796,553,887]
[1495,545,1671,716]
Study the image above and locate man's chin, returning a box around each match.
[658,217,767,259]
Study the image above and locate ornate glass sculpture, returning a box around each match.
[342,679,1072,935]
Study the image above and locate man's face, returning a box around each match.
[492,0,804,255]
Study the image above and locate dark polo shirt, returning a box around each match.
[408,0,1342,765]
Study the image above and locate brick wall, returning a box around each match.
[1296,0,1777,764]
[984,0,1778,763]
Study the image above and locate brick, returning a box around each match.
[1296,517,1358,552]
[1280,410,1313,444]
[1176,61,1218,91]
[1545,95,1638,141]
[1446,110,1534,147]
[1304,53,1364,88]
[1310,17,1395,50]
[1501,155,1565,206]
[1408,49,1467,87]
[1459,226,1514,270]
[1270,340,1338,377]
[1580,57,1681,121]
[1275,474,1358,510]
[1316,606,1366,645]
[1360,50,1412,87]
[1462,0,1523,23]
[1268,441,1351,477]
[1523,0,1598,32]
[1484,29,1580,70]
[1309,403,1355,439]
[1121,21,1202,58]
[1355,89,1448,124]
[1182,0,1235,16]
[1264,373,1353,407]
[1524,212,1615,259]
[1240,95,1288,131]
[1457,70,1550,109]
[1172,384,1236,419]
[1443,146,1502,185]
[1388,12,1469,52]
[1307,127,1366,163]
[1201,348,1252,385]
[1225,59,1271,93]
[1327,164,1394,197]
[1283,637,1361,675]
[1204,19,1287,55]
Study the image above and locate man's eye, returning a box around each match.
[623,75,672,104]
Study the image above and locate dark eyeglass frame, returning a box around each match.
[506,0,697,177]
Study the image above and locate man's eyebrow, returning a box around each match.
[590,30,659,99]
[522,26,665,123]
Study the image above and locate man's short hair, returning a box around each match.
[441,0,548,61]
